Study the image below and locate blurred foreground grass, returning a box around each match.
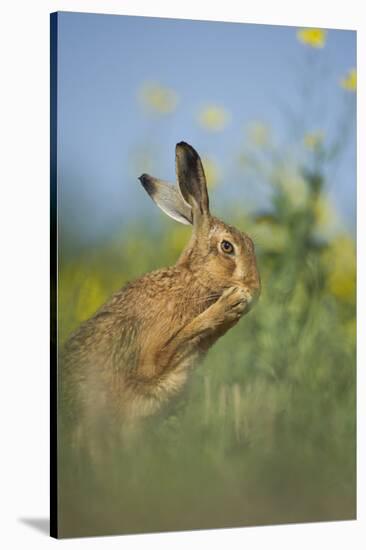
[58,166,356,537]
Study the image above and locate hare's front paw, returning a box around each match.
[215,286,248,324]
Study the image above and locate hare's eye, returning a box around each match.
[221,240,234,254]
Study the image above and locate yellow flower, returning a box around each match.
[75,273,107,323]
[340,68,357,92]
[313,194,338,232]
[246,121,271,147]
[282,175,308,209]
[198,105,230,131]
[271,165,308,208]
[324,236,356,303]
[297,28,327,48]
[201,156,220,187]
[304,131,324,151]
[139,81,179,114]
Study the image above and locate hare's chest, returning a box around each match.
[125,360,193,419]
[157,351,203,400]
[124,349,203,420]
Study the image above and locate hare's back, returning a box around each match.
[61,267,179,377]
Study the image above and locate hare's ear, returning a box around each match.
[175,142,210,225]
[139,174,193,225]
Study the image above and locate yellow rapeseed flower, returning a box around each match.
[340,68,357,91]
[198,105,230,132]
[271,164,308,208]
[75,273,107,323]
[297,28,327,48]
[139,81,179,114]
[304,131,324,151]
[246,121,271,147]
[313,194,338,229]
[281,174,308,209]
[324,236,356,303]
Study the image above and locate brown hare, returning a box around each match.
[60,142,260,432]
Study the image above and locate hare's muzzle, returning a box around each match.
[243,276,261,312]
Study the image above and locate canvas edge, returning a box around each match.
[50,10,58,540]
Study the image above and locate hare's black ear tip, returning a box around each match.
[176,141,197,156]
[138,173,150,183]
[138,173,149,187]
[139,174,156,194]
[176,140,192,149]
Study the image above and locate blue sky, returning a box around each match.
[56,12,356,244]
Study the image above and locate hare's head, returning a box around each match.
[139,142,260,308]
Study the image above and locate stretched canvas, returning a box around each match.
[50,11,357,539]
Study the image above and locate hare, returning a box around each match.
[60,142,260,433]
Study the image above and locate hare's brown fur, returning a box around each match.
[60,143,260,431]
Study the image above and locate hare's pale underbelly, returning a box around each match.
[121,350,202,420]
